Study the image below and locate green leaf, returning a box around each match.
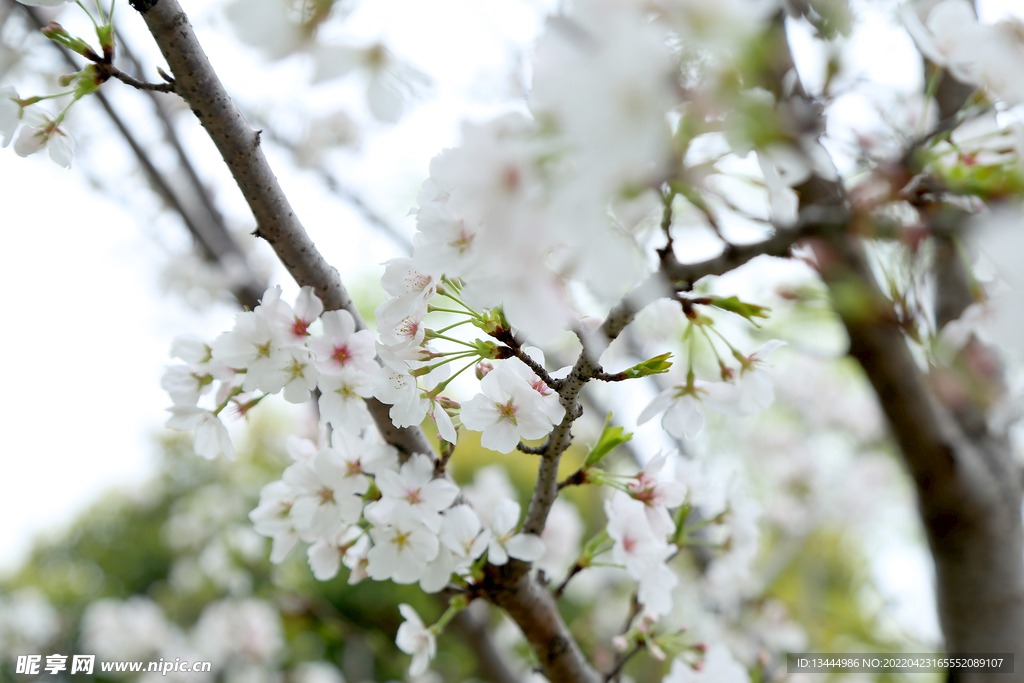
[583,413,633,469]
[708,295,771,322]
[619,352,673,380]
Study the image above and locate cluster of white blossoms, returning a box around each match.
[605,460,684,616]
[248,434,545,592]
[370,257,568,453]
[406,0,685,341]
[162,285,373,461]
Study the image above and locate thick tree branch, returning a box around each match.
[484,569,602,683]
[129,0,435,459]
[763,13,1024,673]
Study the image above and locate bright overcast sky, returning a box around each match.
[0,0,1022,645]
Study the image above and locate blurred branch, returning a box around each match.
[450,605,522,683]
[12,0,266,310]
[245,116,414,255]
[763,12,1024,667]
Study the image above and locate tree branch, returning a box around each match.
[98,61,175,91]
[484,569,602,683]
[129,0,435,459]
[763,12,1024,671]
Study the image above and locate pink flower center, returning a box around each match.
[399,319,421,340]
[318,487,335,504]
[530,378,550,395]
[332,344,351,366]
[405,488,423,505]
[291,317,311,338]
[631,487,656,506]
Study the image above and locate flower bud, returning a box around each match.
[475,361,493,379]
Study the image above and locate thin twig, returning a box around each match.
[501,344,559,389]
[606,594,642,683]
[604,643,642,683]
[100,61,175,91]
[552,562,583,598]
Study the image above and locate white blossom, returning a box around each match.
[284,448,367,537]
[438,504,490,561]
[395,603,436,677]
[307,309,377,376]
[317,368,374,431]
[249,480,301,563]
[211,310,290,394]
[461,365,554,453]
[486,499,545,566]
[605,491,678,615]
[637,380,739,440]
[14,112,74,168]
[308,526,364,581]
[366,512,440,584]
[165,406,235,461]
[627,452,687,538]
[365,453,458,533]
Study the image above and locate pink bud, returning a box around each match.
[475,361,494,380]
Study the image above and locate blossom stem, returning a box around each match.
[426,358,477,397]
[415,352,478,378]
[433,319,473,335]
[553,562,585,598]
[22,91,77,104]
[686,323,696,386]
[75,1,100,29]
[429,594,470,635]
[440,275,463,294]
[697,325,731,377]
[428,332,476,348]
[51,94,83,128]
[705,323,743,358]
[427,306,476,317]
[437,289,479,316]
[677,536,725,549]
[211,387,244,416]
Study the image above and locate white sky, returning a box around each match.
[0,0,1022,647]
